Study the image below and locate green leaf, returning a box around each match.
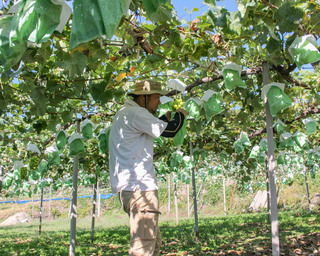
[55,51,88,79]
[32,120,47,133]
[61,110,74,124]
[145,54,163,64]
[30,87,47,116]
[266,37,281,53]
[30,170,40,181]
[143,0,168,14]
[154,136,164,146]
[0,94,8,110]
[91,83,114,105]
[143,0,171,22]
[207,8,228,28]
[274,3,304,34]
[189,119,202,134]
[229,12,242,35]
[184,7,199,14]
[19,77,36,93]
[48,151,60,166]
[169,30,181,46]
[203,0,216,9]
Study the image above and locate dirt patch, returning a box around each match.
[0,212,32,226]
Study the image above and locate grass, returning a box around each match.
[0,209,319,255]
[0,174,319,255]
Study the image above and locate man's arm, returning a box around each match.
[160,109,188,138]
[159,110,172,122]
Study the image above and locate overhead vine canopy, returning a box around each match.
[0,0,320,179]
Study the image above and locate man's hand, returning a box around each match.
[165,111,172,121]
[176,108,189,117]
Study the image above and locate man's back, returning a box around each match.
[108,98,167,193]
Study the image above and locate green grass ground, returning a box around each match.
[1,174,319,255]
[0,210,319,255]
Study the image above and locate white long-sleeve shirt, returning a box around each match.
[108,99,168,193]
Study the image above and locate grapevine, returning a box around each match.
[20,166,28,180]
[29,156,41,171]
[170,98,184,111]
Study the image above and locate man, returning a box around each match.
[109,80,188,256]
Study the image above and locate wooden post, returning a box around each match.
[69,120,80,256]
[32,193,34,219]
[187,184,190,217]
[189,141,199,241]
[282,181,286,209]
[68,200,72,218]
[188,184,203,216]
[174,183,179,225]
[262,61,280,256]
[97,181,100,218]
[159,189,169,208]
[0,165,3,193]
[168,174,171,216]
[266,158,271,224]
[39,187,44,235]
[303,165,311,210]
[227,181,237,215]
[223,177,226,216]
[91,175,98,243]
[49,184,52,221]
[276,177,282,197]
[80,198,93,218]
[102,194,115,216]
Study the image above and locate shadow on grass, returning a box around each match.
[159,214,271,255]
[0,225,130,256]
[0,211,319,255]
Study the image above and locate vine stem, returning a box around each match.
[261,0,278,9]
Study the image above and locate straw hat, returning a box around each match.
[128,80,169,96]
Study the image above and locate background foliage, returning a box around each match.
[0,0,320,197]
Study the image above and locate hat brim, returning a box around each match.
[128,89,169,96]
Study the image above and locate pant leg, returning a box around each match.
[120,190,161,256]
[153,224,162,256]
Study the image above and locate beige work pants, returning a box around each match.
[119,190,161,256]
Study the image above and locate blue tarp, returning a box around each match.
[0,194,115,204]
